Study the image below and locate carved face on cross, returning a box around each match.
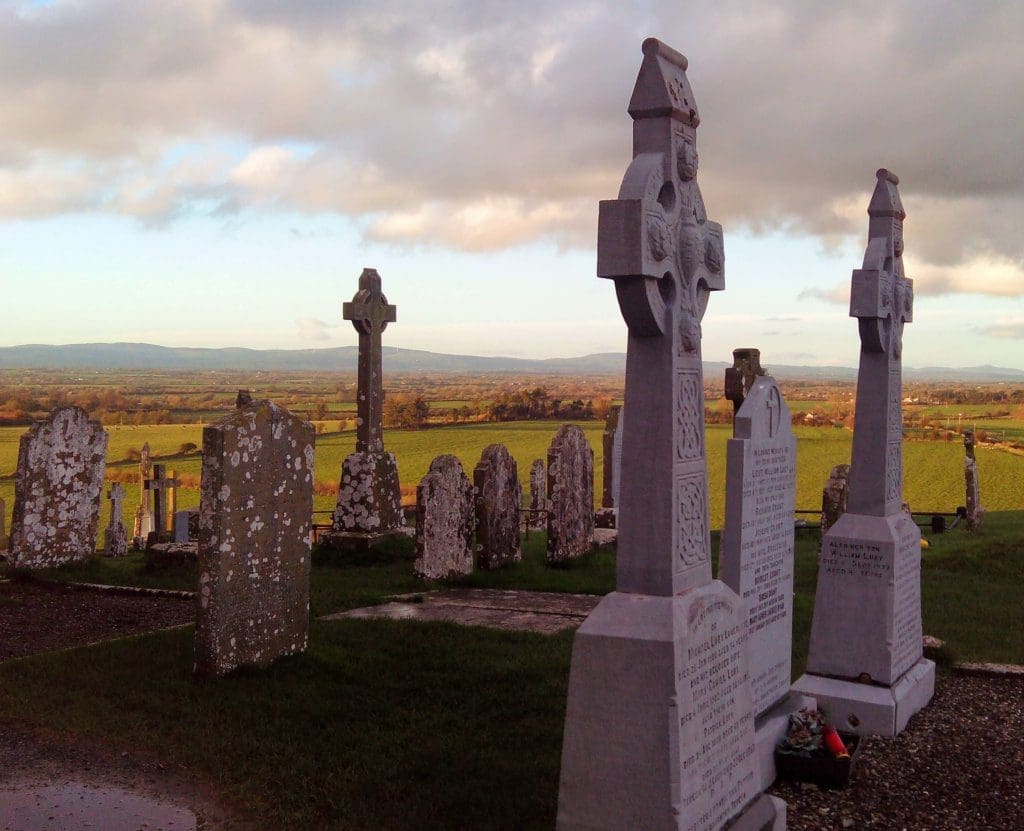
[344,269,396,338]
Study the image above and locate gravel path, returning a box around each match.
[772,673,1024,830]
[0,579,194,660]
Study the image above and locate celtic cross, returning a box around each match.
[848,169,914,516]
[344,268,397,454]
[597,38,724,596]
[107,482,125,526]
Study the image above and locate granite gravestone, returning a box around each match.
[546,425,595,564]
[8,406,108,569]
[414,455,475,580]
[133,442,154,548]
[103,482,129,557]
[558,40,784,830]
[720,373,810,789]
[473,444,522,569]
[528,458,546,530]
[194,400,315,678]
[330,269,405,543]
[794,170,935,737]
[963,431,984,532]
[821,464,850,537]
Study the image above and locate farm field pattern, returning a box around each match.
[3,420,1021,538]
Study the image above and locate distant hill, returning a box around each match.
[0,342,1021,382]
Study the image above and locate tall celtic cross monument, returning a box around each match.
[794,170,935,737]
[557,39,784,830]
[329,269,405,543]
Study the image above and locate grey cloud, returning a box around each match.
[979,322,1024,340]
[798,283,849,305]
[0,1,1022,294]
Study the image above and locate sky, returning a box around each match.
[1,0,1023,368]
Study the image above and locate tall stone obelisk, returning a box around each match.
[328,269,406,547]
[557,39,784,830]
[794,170,935,737]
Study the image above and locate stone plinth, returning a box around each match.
[9,406,108,569]
[547,425,595,564]
[194,400,315,678]
[332,451,404,535]
[414,455,475,580]
[473,444,521,569]
[720,374,809,789]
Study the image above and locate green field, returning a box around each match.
[3,420,1023,539]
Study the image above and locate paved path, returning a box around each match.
[323,588,601,634]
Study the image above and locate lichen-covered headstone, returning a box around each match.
[194,400,315,678]
[559,40,783,829]
[330,269,405,541]
[821,463,850,536]
[414,455,475,579]
[546,425,594,564]
[104,482,129,557]
[473,444,521,569]
[8,406,108,569]
[795,170,934,737]
[720,373,809,788]
[963,430,984,531]
[528,458,546,530]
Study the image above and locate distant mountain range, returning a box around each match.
[0,342,1021,382]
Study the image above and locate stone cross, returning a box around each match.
[145,464,178,540]
[107,483,126,526]
[343,268,396,454]
[724,347,766,412]
[595,40,724,597]
[964,429,976,460]
[139,442,152,508]
[559,40,781,831]
[847,169,914,517]
[236,389,253,408]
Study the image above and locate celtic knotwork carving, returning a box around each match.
[676,371,704,460]
[677,476,709,566]
[647,213,672,262]
[885,443,902,502]
[888,370,902,433]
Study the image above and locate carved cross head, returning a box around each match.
[850,169,914,357]
[596,38,724,348]
[108,482,125,508]
[344,268,397,337]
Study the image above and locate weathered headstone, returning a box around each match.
[473,444,521,569]
[173,509,199,543]
[720,372,810,789]
[0,496,7,552]
[600,406,624,509]
[528,458,546,530]
[546,425,595,564]
[558,40,784,830]
[414,455,475,579]
[8,406,108,569]
[132,442,154,548]
[963,430,984,531]
[724,348,767,413]
[194,400,315,678]
[821,463,850,536]
[103,482,129,557]
[144,464,178,547]
[794,170,934,737]
[329,269,406,544]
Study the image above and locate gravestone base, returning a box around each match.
[559,584,777,831]
[792,658,935,737]
[594,508,617,529]
[332,451,404,535]
[320,526,414,552]
[752,691,815,791]
[103,524,129,558]
[145,542,198,569]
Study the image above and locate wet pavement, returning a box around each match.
[324,587,602,634]
[0,778,196,831]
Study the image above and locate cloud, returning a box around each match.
[798,282,848,305]
[0,1,1022,298]
[296,317,338,341]
[979,320,1024,340]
